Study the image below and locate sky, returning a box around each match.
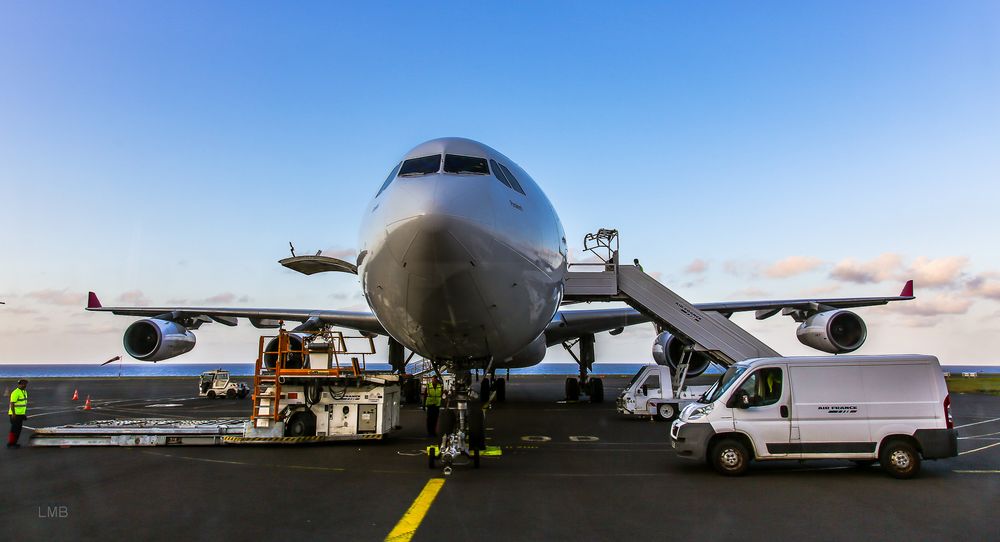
[1,1,999,365]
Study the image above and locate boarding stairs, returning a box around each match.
[563,229,779,368]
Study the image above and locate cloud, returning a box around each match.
[25,289,85,306]
[829,253,902,284]
[764,256,823,278]
[887,293,972,317]
[727,287,769,299]
[798,284,841,296]
[1,306,38,315]
[965,273,1000,300]
[684,259,708,274]
[904,256,968,289]
[117,290,151,306]
[722,260,758,278]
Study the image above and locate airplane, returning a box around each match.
[88,137,914,460]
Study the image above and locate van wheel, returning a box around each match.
[711,438,750,476]
[880,440,921,479]
[656,403,677,422]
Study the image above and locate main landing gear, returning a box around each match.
[428,367,486,474]
[479,371,506,403]
[561,334,604,403]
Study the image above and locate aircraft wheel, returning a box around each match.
[494,378,506,402]
[468,401,486,450]
[565,378,580,401]
[589,378,604,403]
[437,408,456,436]
[480,378,491,401]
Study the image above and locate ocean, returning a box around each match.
[0,362,995,378]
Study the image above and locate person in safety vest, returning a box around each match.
[424,376,443,437]
[8,379,28,449]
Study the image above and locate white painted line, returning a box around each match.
[958,431,1000,440]
[958,442,1000,456]
[955,417,1000,429]
[953,470,1000,474]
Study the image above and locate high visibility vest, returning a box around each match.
[425,384,442,407]
[9,388,27,416]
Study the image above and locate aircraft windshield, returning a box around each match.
[444,154,489,175]
[702,365,747,403]
[399,154,441,176]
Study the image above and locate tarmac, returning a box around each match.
[1,374,998,541]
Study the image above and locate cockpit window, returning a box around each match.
[444,154,489,175]
[489,159,512,189]
[399,154,441,176]
[498,163,526,195]
[375,162,401,197]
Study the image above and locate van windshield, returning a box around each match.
[702,365,747,403]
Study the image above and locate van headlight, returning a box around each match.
[687,404,714,420]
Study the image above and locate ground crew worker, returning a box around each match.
[424,376,443,437]
[633,258,643,272]
[8,379,28,449]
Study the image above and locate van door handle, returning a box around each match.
[780,405,789,418]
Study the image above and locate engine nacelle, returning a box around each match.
[796,310,867,354]
[263,333,308,370]
[123,319,196,361]
[503,335,548,369]
[651,331,711,377]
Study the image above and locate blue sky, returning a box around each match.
[1,2,998,364]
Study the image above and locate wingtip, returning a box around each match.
[87,291,102,309]
[900,280,914,297]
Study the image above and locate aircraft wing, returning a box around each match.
[544,280,914,345]
[85,292,386,335]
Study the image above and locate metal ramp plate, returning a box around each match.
[30,418,248,447]
[615,265,779,365]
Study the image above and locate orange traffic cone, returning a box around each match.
[72,389,79,401]
[83,396,92,411]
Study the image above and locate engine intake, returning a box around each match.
[651,331,711,377]
[263,333,308,370]
[123,319,196,361]
[796,310,867,354]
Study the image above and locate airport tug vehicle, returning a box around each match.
[198,369,249,399]
[617,359,712,421]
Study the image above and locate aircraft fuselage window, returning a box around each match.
[376,162,402,197]
[489,159,513,189]
[498,163,526,195]
[444,154,489,175]
[399,154,441,176]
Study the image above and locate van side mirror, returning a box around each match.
[727,390,751,409]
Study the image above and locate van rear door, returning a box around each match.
[788,363,872,456]
[733,366,791,458]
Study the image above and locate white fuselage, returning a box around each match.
[358,138,567,365]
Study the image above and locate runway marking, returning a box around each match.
[959,442,1000,456]
[521,435,551,442]
[953,470,1000,474]
[140,450,347,471]
[958,431,1000,440]
[568,436,600,442]
[384,478,445,542]
[955,417,1000,429]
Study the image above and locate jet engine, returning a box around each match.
[651,331,711,377]
[796,310,867,354]
[263,333,308,370]
[123,319,196,361]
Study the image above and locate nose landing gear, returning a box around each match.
[429,368,486,473]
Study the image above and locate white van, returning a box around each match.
[670,355,957,478]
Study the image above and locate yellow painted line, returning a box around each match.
[959,442,1000,455]
[385,478,446,542]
